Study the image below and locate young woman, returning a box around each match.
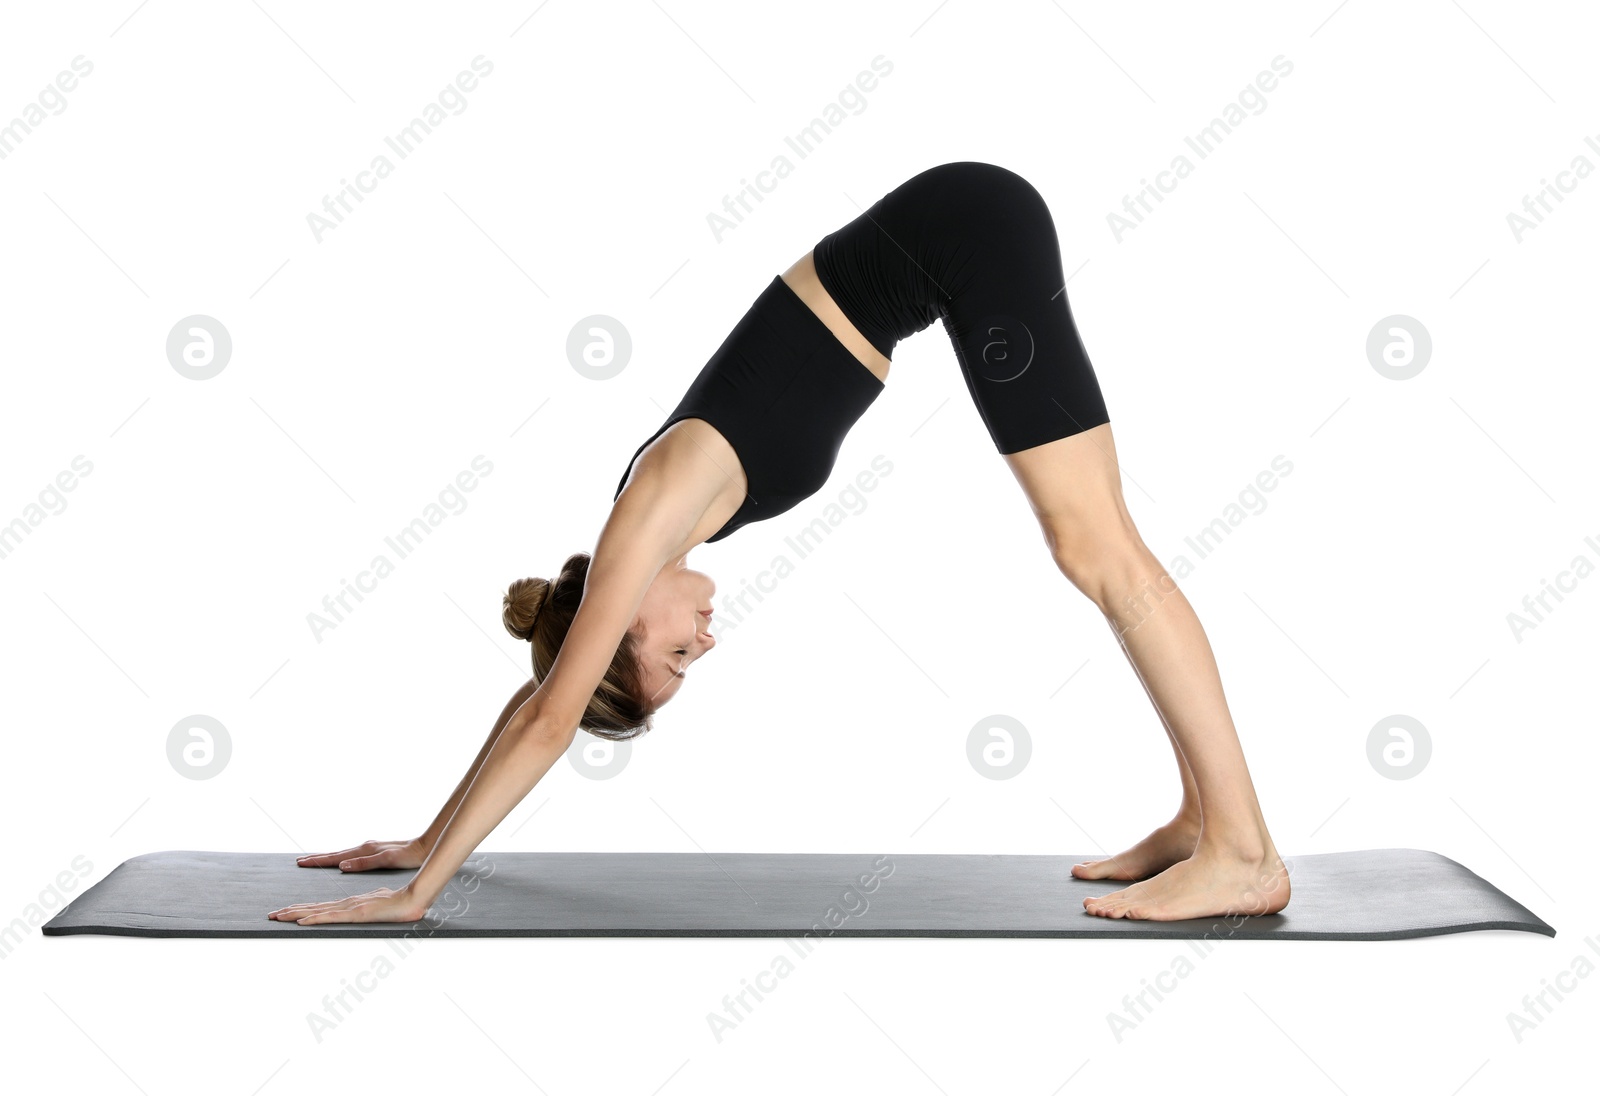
[270,162,1289,926]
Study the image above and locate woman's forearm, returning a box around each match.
[405,709,574,908]
[417,676,542,852]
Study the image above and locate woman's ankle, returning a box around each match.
[1195,820,1275,863]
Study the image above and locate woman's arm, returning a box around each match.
[295,676,542,872]
[268,473,707,925]
[372,425,739,872]
[403,488,704,907]
[415,675,541,852]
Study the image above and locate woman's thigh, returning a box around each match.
[936,168,1112,457]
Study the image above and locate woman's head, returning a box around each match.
[503,552,716,740]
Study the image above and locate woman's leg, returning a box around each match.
[1004,422,1290,920]
[798,162,1287,916]
[1083,640,1204,881]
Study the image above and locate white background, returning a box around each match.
[2,0,1595,1091]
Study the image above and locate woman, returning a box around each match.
[270,162,1289,925]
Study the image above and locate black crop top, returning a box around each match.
[614,275,884,542]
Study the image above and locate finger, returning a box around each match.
[268,903,323,915]
[299,902,376,925]
[272,901,355,922]
[338,854,384,871]
[273,887,394,914]
[268,905,331,919]
[271,897,351,912]
[270,885,395,916]
[296,847,361,867]
[268,896,362,918]
[300,839,407,867]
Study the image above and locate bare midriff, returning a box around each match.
[780,251,892,384]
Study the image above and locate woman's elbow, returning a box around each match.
[512,709,577,753]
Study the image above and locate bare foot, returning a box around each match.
[1082,846,1290,921]
[1071,817,1200,881]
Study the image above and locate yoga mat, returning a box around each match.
[42,848,1553,941]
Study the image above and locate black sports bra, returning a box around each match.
[614,275,884,542]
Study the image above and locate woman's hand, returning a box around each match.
[296,838,428,872]
[268,885,428,925]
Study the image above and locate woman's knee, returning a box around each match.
[1046,518,1154,610]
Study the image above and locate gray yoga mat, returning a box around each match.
[41,848,1553,941]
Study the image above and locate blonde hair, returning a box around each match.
[502,551,654,740]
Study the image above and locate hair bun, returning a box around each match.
[502,576,551,642]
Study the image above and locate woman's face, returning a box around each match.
[633,563,716,706]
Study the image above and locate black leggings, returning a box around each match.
[814,161,1110,453]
